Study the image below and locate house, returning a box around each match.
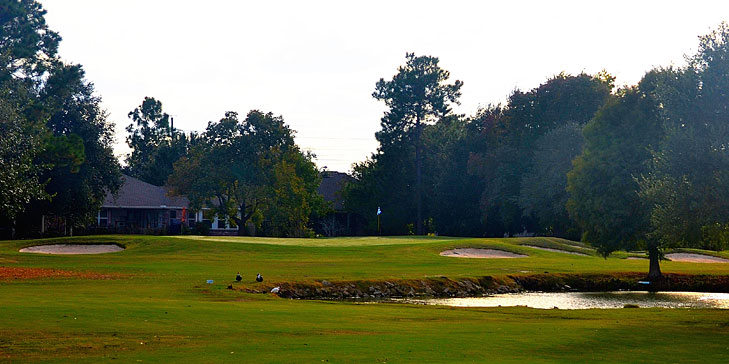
[315,171,364,236]
[318,171,349,211]
[96,175,237,235]
[93,172,362,236]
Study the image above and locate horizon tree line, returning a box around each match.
[345,23,729,277]
[4,1,729,276]
[0,0,326,238]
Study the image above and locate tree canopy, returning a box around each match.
[19,63,122,233]
[1,0,121,237]
[0,0,60,82]
[468,72,612,237]
[344,23,729,279]
[125,96,197,186]
[5,0,729,277]
[168,110,325,237]
[0,89,48,224]
[372,53,463,234]
[566,88,662,275]
[639,23,729,253]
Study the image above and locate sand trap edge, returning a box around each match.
[19,244,125,255]
[665,253,729,263]
[440,248,528,259]
[522,245,589,256]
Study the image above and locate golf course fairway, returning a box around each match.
[2,235,729,363]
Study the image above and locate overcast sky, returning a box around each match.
[41,0,729,172]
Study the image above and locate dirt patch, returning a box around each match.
[0,267,123,280]
[19,244,124,255]
[440,248,527,259]
[666,253,729,263]
[523,245,588,256]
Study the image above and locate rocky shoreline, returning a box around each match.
[239,273,729,300]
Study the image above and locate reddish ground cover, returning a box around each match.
[0,267,122,280]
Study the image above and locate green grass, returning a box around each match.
[2,235,729,363]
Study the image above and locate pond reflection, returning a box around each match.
[404,291,729,309]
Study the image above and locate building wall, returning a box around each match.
[96,208,194,234]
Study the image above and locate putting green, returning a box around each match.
[169,234,467,247]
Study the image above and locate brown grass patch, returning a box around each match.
[0,267,124,280]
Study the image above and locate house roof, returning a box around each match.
[318,171,350,211]
[103,175,189,209]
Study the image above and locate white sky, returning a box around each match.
[40,0,729,172]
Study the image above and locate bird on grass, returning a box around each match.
[256,273,263,282]
[235,272,242,282]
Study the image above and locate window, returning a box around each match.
[97,209,109,227]
[170,210,177,219]
[187,211,196,227]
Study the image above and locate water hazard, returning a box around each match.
[404,291,729,309]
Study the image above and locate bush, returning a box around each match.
[193,221,210,235]
[700,223,729,251]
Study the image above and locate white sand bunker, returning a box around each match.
[440,248,527,259]
[626,256,647,260]
[665,253,729,263]
[523,245,589,256]
[20,244,124,255]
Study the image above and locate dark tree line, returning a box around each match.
[124,97,199,187]
[166,110,327,237]
[6,0,729,266]
[1,0,121,238]
[345,65,612,238]
[121,97,328,238]
[345,23,729,277]
[1,0,325,238]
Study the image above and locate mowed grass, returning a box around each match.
[2,235,729,363]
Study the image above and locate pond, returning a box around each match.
[403,291,729,309]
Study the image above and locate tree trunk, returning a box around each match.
[648,245,662,279]
[235,202,256,236]
[233,216,246,237]
[235,201,246,236]
[415,117,423,235]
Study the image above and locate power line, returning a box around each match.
[295,136,373,141]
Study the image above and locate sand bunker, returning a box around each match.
[19,244,124,255]
[626,256,647,260]
[523,245,589,256]
[440,248,527,259]
[665,253,729,263]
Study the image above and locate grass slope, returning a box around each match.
[1,235,729,363]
